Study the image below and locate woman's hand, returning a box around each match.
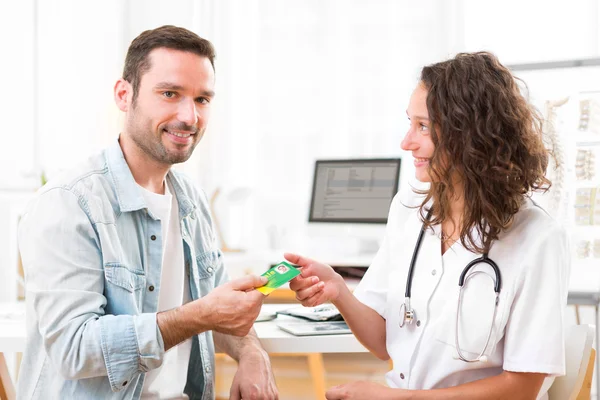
[284,252,346,307]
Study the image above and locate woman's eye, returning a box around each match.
[420,124,429,132]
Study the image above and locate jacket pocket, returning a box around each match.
[104,263,146,292]
[195,249,222,279]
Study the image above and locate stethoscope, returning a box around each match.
[399,210,502,363]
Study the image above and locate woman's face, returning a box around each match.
[402,83,435,183]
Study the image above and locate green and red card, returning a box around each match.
[257,261,301,295]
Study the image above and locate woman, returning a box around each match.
[286,52,569,400]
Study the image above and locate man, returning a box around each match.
[17,25,278,400]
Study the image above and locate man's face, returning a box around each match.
[125,48,215,165]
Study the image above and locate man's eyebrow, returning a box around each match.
[154,82,185,91]
[154,82,215,98]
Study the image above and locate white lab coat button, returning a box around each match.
[416,320,421,327]
[207,267,214,273]
[205,366,211,373]
[431,269,437,276]
[400,373,405,379]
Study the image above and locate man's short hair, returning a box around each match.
[123,25,216,104]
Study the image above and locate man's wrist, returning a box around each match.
[238,343,270,365]
[186,297,214,334]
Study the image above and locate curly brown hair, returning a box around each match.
[417,52,551,253]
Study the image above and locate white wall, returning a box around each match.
[2,0,600,289]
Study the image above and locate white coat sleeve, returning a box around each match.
[502,223,570,376]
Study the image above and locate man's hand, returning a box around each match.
[199,275,268,337]
[285,252,346,307]
[230,349,278,400]
[326,381,396,400]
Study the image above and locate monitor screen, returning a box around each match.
[308,159,401,224]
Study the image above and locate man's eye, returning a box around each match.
[163,91,176,98]
[196,97,210,104]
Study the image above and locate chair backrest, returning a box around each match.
[548,324,595,400]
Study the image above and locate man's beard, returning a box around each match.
[127,111,201,165]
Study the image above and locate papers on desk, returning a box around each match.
[276,321,351,336]
[256,303,352,336]
[255,309,277,322]
[276,304,343,322]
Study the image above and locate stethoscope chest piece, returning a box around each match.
[399,297,416,328]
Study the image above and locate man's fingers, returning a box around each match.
[325,385,344,400]
[229,275,268,291]
[229,385,241,400]
[246,287,268,303]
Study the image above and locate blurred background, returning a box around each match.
[1,0,598,257]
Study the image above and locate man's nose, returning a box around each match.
[178,98,199,127]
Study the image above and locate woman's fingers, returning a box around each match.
[295,281,326,302]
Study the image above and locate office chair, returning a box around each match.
[548,324,595,400]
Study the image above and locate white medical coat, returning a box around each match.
[354,195,569,398]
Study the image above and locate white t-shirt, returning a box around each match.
[353,195,569,399]
[140,181,192,400]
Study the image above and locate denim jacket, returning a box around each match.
[17,139,227,399]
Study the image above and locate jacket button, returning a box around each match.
[122,381,127,386]
[431,269,437,276]
[416,320,421,327]
[151,235,156,241]
[205,366,211,373]
[207,267,213,273]
[400,373,405,380]
[149,285,155,292]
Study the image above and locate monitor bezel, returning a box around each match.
[308,158,401,224]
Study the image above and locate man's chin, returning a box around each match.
[164,151,193,165]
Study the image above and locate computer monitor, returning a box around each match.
[308,158,401,224]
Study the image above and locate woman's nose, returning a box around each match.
[401,128,418,152]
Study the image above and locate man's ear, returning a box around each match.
[114,78,132,112]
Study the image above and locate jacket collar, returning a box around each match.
[105,137,196,218]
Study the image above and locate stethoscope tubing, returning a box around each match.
[400,209,502,362]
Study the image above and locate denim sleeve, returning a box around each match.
[19,187,164,392]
